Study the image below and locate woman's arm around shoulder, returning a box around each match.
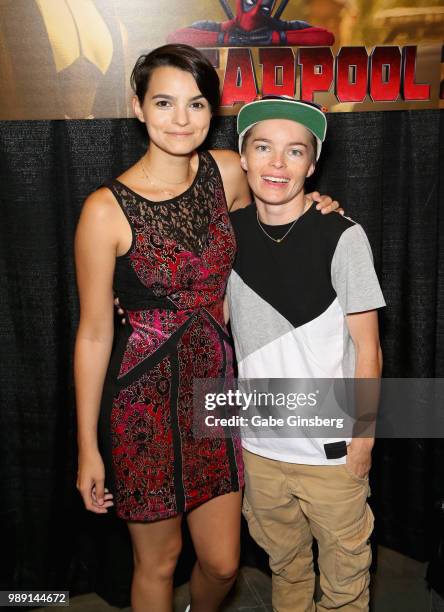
[209,149,251,212]
[74,187,122,514]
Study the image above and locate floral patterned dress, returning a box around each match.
[99,151,244,522]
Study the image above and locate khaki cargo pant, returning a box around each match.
[242,449,374,612]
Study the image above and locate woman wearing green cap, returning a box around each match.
[228,95,384,612]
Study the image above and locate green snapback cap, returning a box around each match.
[237,96,327,161]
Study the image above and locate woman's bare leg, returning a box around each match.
[127,515,183,612]
[187,491,242,612]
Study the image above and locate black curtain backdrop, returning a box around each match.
[0,110,443,605]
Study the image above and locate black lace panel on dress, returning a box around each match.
[112,152,222,256]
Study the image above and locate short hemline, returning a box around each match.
[116,480,244,523]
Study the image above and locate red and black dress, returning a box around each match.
[99,151,244,522]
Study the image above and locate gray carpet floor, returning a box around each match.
[34,546,435,612]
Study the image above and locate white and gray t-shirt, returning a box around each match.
[227,203,386,465]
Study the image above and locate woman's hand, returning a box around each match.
[307,191,344,215]
[77,450,114,514]
[114,297,126,325]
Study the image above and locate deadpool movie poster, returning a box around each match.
[0,0,442,119]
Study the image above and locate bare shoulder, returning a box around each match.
[80,186,120,223]
[209,148,242,178]
[209,148,240,164]
[76,186,125,253]
[209,149,250,211]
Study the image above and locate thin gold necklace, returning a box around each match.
[256,201,310,244]
[140,156,191,198]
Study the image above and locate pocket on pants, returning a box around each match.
[341,463,369,486]
[335,505,374,587]
[339,464,372,498]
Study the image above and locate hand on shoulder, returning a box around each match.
[307,191,344,216]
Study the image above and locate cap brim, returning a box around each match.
[237,99,326,161]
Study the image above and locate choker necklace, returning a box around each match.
[256,199,311,244]
[140,156,191,198]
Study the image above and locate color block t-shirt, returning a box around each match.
[227,203,386,465]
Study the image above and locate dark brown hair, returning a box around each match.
[130,44,220,111]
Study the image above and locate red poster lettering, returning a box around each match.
[221,49,257,106]
[335,47,368,103]
[298,48,333,102]
[259,48,295,98]
[370,47,401,102]
[402,46,430,101]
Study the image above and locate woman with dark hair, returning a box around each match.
[74,44,337,611]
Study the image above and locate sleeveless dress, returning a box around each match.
[99,151,244,522]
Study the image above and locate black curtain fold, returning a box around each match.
[0,110,443,603]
